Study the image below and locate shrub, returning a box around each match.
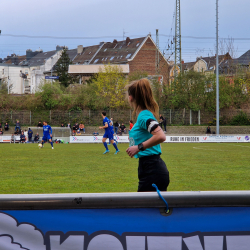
[229,111,250,125]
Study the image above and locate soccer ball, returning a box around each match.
[38,143,43,149]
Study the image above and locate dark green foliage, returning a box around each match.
[128,70,148,82]
[54,48,73,87]
[166,71,214,111]
[165,72,250,111]
[229,111,250,125]
[36,82,63,110]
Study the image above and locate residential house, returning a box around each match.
[69,35,169,85]
[180,53,232,75]
[0,53,30,94]
[0,46,78,94]
[220,50,250,75]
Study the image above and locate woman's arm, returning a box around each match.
[126,127,166,158]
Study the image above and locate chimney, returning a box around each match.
[126,37,131,46]
[77,45,83,54]
[56,45,63,51]
[26,49,40,61]
[99,42,105,47]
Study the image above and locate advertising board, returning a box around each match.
[0,191,250,250]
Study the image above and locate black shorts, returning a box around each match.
[138,155,170,192]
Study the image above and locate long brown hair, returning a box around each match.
[127,78,159,120]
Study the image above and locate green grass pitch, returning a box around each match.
[0,142,250,194]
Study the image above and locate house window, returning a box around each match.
[104,48,107,52]
[136,43,140,47]
[126,54,131,59]
[110,56,114,61]
[94,59,99,64]
[24,80,29,87]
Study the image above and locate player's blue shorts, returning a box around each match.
[103,131,113,140]
[42,135,51,141]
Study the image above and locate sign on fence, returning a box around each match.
[69,135,250,143]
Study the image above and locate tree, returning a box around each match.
[54,48,73,87]
[36,81,63,110]
[93,64,128,109]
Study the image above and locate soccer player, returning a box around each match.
[108,119,118,145]
[99,112,119,154]
[41,121,54,149]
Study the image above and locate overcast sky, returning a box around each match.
[1,0,249,62]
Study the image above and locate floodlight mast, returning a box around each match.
[174,0,182,78]
[216,0,220,134]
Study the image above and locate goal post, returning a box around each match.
[29,127,71,143]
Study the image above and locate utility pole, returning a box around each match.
[174,0,182,77]
[155,29,160,74]
[216,0,220,134]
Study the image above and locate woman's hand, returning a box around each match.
[126,146,139,158]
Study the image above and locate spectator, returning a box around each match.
[61,123,65,127]
[75,123,79,130]
[24,130,28,142]
[206,126,211,134]
[159,114,167,132]
[163,118,167,133]
[159,114,164,128]
[11,134,16,143]
[37,121,43,127]
[116,129,122,135]
[4,122,9,131]
[79,123,85,133]
[72,123,77,134]
[93,131,99,136]
[0,123,2,129]
[129,120,134,131]
[28,128,33,142]
[0,128,3,135]
[76,129,81,135]
[67,123,71,128]
[15,120,21,132]
[34,133,40,143]
[119,123,126,134]
[114,121,119,134]
[20,131,26,143]
[14,128,21,135]
[110,118,113,125]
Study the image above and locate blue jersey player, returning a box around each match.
[99,111,119,154]
[41,121,54,149]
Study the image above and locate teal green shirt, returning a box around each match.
[129,110,161,158]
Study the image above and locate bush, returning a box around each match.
[229,111,250,125]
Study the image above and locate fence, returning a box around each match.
[0,108,249,126]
